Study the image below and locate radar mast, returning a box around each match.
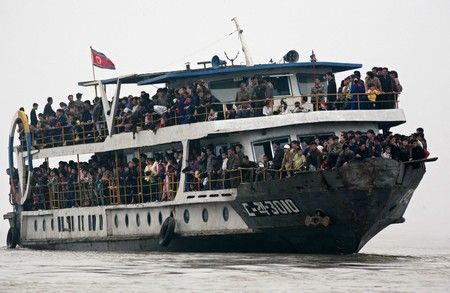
[231,17,254,66]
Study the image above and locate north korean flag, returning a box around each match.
[91,47,116,70]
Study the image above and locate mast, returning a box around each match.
[231,17,254,66]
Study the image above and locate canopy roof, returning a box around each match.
[78,61,362,87]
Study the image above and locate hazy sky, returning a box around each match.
[0,0,449,247]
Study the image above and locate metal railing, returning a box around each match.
[17,92,400,149]
[112,91,401,134]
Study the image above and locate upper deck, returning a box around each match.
[14,59,403,160]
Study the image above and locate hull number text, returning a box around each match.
[242,199,300,217]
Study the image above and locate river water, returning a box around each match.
[0,237,449,292]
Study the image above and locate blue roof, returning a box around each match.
[137,61,361,85]
[78,61,361,87]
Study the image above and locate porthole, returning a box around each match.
[147,212,151,226]
[34,219,38,231]
[136,214,140,227]
[183,209,190,224]
[158,212,162,225]
[51,218,54,231]
[223,207,229,222]
[42,219,46,231]
[114,214,119,228]
[202,208,208,222]
[125,214,129,227]
[99,215,103,230]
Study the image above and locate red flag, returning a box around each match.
[91,47,116,70]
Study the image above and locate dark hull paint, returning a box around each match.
[20,159,425,254]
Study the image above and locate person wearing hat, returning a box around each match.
[281,144,294,177]
[326,72,337,110]
[355,141,370,159]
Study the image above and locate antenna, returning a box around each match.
[231,17,254,66]
[224,51,239,66]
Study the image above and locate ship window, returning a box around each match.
[297,133,335,150]
[42,219,46,231]
[99,215,103,230]
[77,216,81,231]
[88,215,92,231]
[51,218,54,231]
[264,75,292,96]
[184,209,190,224]
[61,217,65,231]
[223,207,229,222]
[92,215,96,231]
[147,212,151,226]
[81,215,85,231]
[209,78,244,90]
[158,212,163,225]
[125,214,129,228]
[296,73,325,95]
[114,215,119,228]
[136,214,140,227]
[34,219,38,232]
[252,136,290,162]
[202,208,209,222]
[71,216,75,231]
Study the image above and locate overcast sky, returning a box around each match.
[0,0,449,246]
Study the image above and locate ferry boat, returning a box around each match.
[4,19,436,253]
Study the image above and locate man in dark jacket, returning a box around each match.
[43,97,56,117]
[306,141,322,171]
[272,141,284,170]
[379,67,395,109]
[240,155,258,182]
[326,72,337,110]
[30,103,38,127]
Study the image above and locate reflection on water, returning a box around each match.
[0,242,449,292]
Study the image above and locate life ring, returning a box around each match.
[6,227,18,249]
[159,217,175,247]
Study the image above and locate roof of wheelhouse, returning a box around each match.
[78,61,362,87]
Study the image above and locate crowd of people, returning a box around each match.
[13,125,428,211]
[19,66,402,148]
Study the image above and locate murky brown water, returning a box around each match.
[0,239,449,292]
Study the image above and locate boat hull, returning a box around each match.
[17,159,425,254]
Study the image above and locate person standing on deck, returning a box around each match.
[43,97,55,118]
[310,78,325,111]
[379,67,395,109]
[30,103,38,127]
[325,72,337,110]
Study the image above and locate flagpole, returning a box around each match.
[90,46,98,97]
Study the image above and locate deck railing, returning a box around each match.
[17,92,400,150]
[26,167,299,210]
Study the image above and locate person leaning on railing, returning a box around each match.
[310,78,326,111]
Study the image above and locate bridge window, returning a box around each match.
[252,136,290,162]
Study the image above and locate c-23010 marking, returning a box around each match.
[241,199,300,217]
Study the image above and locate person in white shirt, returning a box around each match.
[262,99,274,116]
[382,146,392,159]
[299,96,313,113]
